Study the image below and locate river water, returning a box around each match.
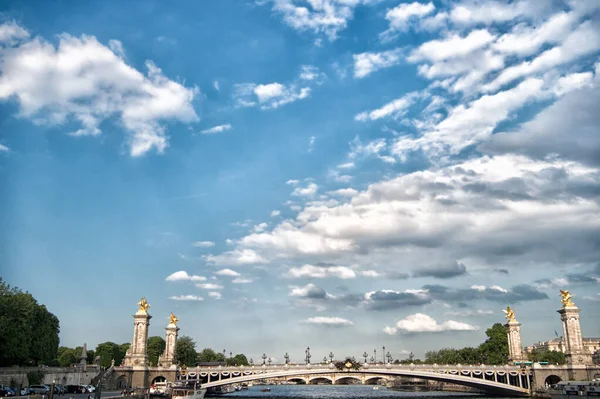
[219,385,505,399]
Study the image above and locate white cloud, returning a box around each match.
[289,283,332,298]
[0,20,29,44]
[302,316,353,326]
[386,313,479,333]
[234,82,310,109]
[0,143,8,152]
[471,285,486,291]
[288,264,356,279]
[331,188,358,197]
[385,2,435,32]
[213,80,220,91]
[268,0,368,41]
[208,292,222,299]
[170,295,204,301]
[215,268,241,277]
[196,283,224,290]
[353,48,403,78]
[299,65,324,82]
[355,91,419,121]
[193,241,215,248]
[483,21,600,93]
[337,162,355,169]
[292,182,318,197]
[270,210,281,217]
[232,277,253,284]
[204,248,266,266]
[166,271,206,282]
[448,0,542,26]
[308,135,315,152]
[0,22,199,156]
[551,72,594,96]
[410,29,495,62]
[360,270,381,277]
[286,179,300,185]
[200,124,232,134]
[253,222,269,233]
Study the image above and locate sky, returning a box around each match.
[1,0,599,363]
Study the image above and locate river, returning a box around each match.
[218,385,508,399]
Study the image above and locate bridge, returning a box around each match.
[181,363,531,396]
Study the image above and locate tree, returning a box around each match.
[147,336,166,366]
[478,323,508,365]
[0,278,60,367]
[95,342,121,368]
[58,348,78,367]
[229,354,249,366]
[197,348,219,363]
[175,336,197,366]
[527,349,566,365]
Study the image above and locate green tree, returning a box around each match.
[58,348,78,367]
[0,278,60,367]
[478,323,508,365]
[527,349,565,365]
[147,336,166,366]
[95,342,121,368]
[197,348,219,363]
[229,354,249,366]
[175,336,197,366]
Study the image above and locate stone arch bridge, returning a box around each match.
[186,364,532,396]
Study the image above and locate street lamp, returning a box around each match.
[329,352,334,363]
[370,356,374,364]
[268,357,272,365]
[284,353,290,364]
[386,352,392,364]
[382,346,386,363]
[373,349,377,364]
[409,352,414,362]
[262,353,267,365]
[323,356,327,364]
[363,352,368,364]
[250,358,254,365]
[305,347,311,364]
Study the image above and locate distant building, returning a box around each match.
[524,337,600,355]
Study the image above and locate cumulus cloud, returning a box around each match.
[355,91,419,121]
[287,264,356,279]
[234,82,310,109]
[208,292,222,299]
[302,316,353,326]
[169,295,204,301]
[292,182,318,197]
[385,313,478,334]
[166,271,206,282]
[271,210,281,217]
[353,48,403,78]
[200,124,232,134]
[204,248,266,266]
[0,22,199,156]
[196,283,224,290]
[385,2,435,32]
[289,283,331,299]
[364,289,432,311]
[215,269,241,277]
[232,278,253,284]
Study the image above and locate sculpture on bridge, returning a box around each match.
[560,290,575,307]
[503,306,516,321]
[169,313,179,325]
[137,297,150,313]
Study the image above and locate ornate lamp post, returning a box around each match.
[329,352,334,363]
[268,357,272,365]
[305,347,311,364]
[363,352,368,364]
[250,358,254,365]
[370,356,374,364]
[262,353,267,365]
[382,346,386,363]
[386,352,392,364]
[373,349,377,364]
[284,353,290,364]
[409,352,414,362]
[323,356,327,364]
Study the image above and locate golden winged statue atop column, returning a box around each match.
[503,306,516,321]
[560,290,575,307]
[137,297,150,312]
[169,313,179,326]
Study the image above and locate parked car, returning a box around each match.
[86,386,95,393]
[29,385,50,394]
[65,385,87,394]
[20,388,32,396]
[0,387,15,397]
[55,385,66,395]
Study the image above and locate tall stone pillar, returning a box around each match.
[557,290,592,365]
[158,313,179,368]
[503,306,524,363]
[123,297,152,368]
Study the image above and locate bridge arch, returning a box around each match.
[286,377,307,384]
[544,375,562,387]
[364,376,387,385]
[152,376,167,384]
[335,376,361,385]
[308,376,333,384]
[200,367,530,396]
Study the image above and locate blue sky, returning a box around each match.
[1,0,599,363]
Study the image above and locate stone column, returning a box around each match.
[158,315,179,368]
[505,319,524,363]
[123,298,152,368]
[558,305,592,365]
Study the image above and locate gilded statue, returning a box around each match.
[503,306,516,321]
[560,290,575,307]
[137,297,150,312]
[169,313,179,325]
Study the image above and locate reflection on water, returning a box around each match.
[219,385,494,399]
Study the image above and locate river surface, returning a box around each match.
[217,385,507,399]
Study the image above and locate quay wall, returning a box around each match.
[0,367,102,387]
